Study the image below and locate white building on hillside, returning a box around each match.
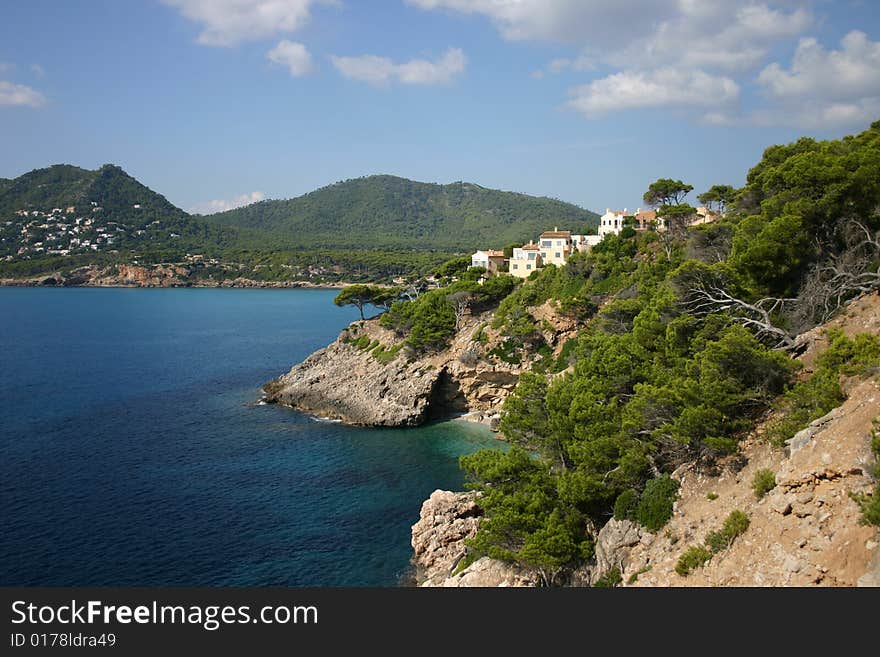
[572,234,602,252]
[599,207,665,237]
[509,242,542,279]
[538,228,572,266]
[470,249,507,275]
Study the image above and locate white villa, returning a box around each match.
[509,242,543,279]
[599,206,718,238]
[470,249,507,274]
[599,208,662,237]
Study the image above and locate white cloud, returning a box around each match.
[31,63,45,78]
[161,0,334,46]
[759,31,880,101]
[566,68,739,118]
[409,1,810,73]
[190,191,265,215]
[412,0,814,127]
[609,2,812,72]
[702,97,880,129]
[730,30,880,128]
[0,62,12,74]
[330,47,466,86]
[267,40,314,76]
[406,0,676,46]
[0,80,46,108]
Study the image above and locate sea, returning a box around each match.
[0,287,500,586]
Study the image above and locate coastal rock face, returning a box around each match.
[411,490,482,585]
[410,489,539,587]
[264,332,442,426]
[590,519,645,585]
[263,304,542,427]
[436,557,540,587]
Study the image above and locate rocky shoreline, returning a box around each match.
[0,264,350,289]
[262,306,537,428]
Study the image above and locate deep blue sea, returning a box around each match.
[0,287,500,586]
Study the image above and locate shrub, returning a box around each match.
[675,546,712,576]
[372,343,403,365]
[613,489,638,521]
[553,338,578,373]
[487,339,522,365]
[850,423,880,527]
[752,469,776,499]
[765,370,844,446]
[627,565,651,585]
[471,323,488,345]
[635,475,679,531]
[851,488,880,527]
[349,334,372,350]
[705,510,750,553]
[765,331,880,446]
[593,568,622,588]
[706,492,719,500]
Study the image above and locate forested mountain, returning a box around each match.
[1,167,598,282]
[0,164,184,223]
[203,175,599,250]
[0,164,238,265]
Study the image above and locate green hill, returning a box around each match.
[203,174,598,251]
[0,164,185,223]
[0,164,239,264]
[1,167,599,283]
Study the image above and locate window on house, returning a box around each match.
[555,252,560,258]
[528,253,535,260]
[512,263,518,269]
[526,264,532,270]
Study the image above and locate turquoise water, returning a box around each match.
[0,287,500,586]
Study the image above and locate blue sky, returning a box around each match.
[1,1,879,215]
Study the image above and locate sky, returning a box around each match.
[1,0,879,215]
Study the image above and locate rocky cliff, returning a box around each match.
[262,302,559,427]
[411,490,540,587]
[411,293,880,587]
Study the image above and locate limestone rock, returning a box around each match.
[411,490,483,586]
[437,557,540,587]
[263,308,534,427]
[591,518,644,585]
[264,336,443,426]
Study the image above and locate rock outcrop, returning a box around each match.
[410,489,539,587]
[264,336,443,427]
[590,519,646,585]
[410,490,482,584]
[264,303,543,427]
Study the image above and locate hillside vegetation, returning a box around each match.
[414,120,880,586]
[1,169,596,284]
[204,175,599,251]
